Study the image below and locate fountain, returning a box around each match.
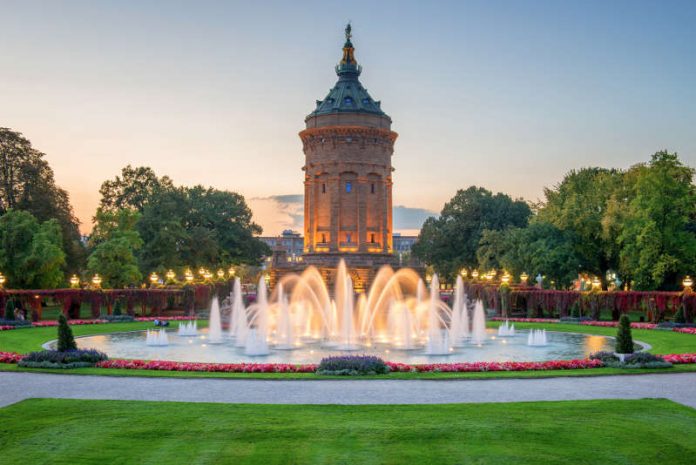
[527,329,548,346]
[245,276,270,355]
[470,300,487,345]
[424,275,451,355]
[449,275,470,346]
[177,320,198,337]
[229,277,247,342]
[497,320,516,337]
[146,328,169,346]
[208,296,223,344]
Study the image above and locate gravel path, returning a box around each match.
[1,372,695,408]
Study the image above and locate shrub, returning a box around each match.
[104,314,134,322]
[4,299,15,320]
[623,352,672,369]
[113,300,123,316]
[615,314,634,354]
[57,314,77,352]
[569,301,580,318]
[18,349,108,369]
[673,305,690,324]
[0,319,32,327]
[589,351,619,364]
[317,355,389,376]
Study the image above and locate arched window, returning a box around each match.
[371,183,375,194]
[370,233,375,243]
[322,183,326,194]
[345,181,352,193]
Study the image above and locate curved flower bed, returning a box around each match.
[492,317,692,332]
[95,359,317,373]
[0,316,196,331]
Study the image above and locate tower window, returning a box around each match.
[345,181,352,193]
[322,183,326,193]
[321,234,326,243]
[343,96,353,105]
[370,233,375,243]
[346,233,352,243]
[371,183,375,194]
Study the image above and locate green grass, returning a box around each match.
[1,320,695,379]
[0,398,694,464]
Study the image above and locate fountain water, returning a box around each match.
[208,296,223,344]
[245,276,270,355]
[229,278,247,343]
[527,329,548,346]
[424,275,450,355]
[449,276,470,346]
[470,300,487,345]
[146,328,169,346]
[177,321,198,337]
[274,284,297,350]
[497,320,516,337]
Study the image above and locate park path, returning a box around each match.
[1,372,695,408]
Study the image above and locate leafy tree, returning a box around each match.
[412,186,531,279]
[98,165,173,213]
[0,210,66,288]
[0,128,85,272]
[616,151,696,290]
[57,314,77,352]
[86,209,143,288]
[615,314,634,354]
[536,167,623,275]
[477,222,581,288]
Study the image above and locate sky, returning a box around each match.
[1,0,695,236]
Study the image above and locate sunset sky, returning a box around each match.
[2,0,695,236]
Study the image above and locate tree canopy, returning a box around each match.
[0,128,84,272]
[412,186,531,279]
[0,210,66,288]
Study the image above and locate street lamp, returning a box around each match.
[198,267,206,277]
[149,272,159,285]
[69,275,80,288]
[501,271,511,285]
[184,269,194,284]
[683,275,693,292]
[216,268,225,280]
[460,268,468,278]
[166,269,176,282]
[92,274,102,288]
[0,272,6,289]
[591,276,602,290]
[203,270,213,281]
[471,270,479,280]
[520,272,529,284]
[228,266,236,277]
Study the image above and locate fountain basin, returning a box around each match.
[64,328,618,365]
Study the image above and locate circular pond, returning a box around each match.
[64,328,616,364]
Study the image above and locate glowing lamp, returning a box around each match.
[501,272,511,284]
[471,270,479,279]
[69,275,80,288]
[228,266,236,277]
[198,267,206,276]
[216,268,225,279]
[591,276,601,290]
[0,272,6,288]
[460,268,468,278]
[150,272,159,284]
[166,269,176,281]
[184,269,194,283]
[683,275,694,291]
[520,272,529,283]
[203,270,213,281]
[92,274,102,288]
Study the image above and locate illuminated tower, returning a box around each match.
[300,24,398,270]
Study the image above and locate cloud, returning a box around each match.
[249,194,436,236]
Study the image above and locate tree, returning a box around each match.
[616,151,696,290]
[412,186,531,279]
[477,222,582,288]
[615,314,634,354]
[86,209,143,288]
[0,210,66,288]
[98,165,173,213]
[0,128,85,272]
[57,314,77,352]
[536,167,623,275]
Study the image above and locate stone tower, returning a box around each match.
[300,24,398,272]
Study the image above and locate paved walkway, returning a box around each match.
[2,372,695,408]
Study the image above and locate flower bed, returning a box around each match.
[95,359,317,373]
[386,359,603,373]
[0,316,196,331]
[580,321,657,329]
[673,328,696,335]
[492,318,561,323]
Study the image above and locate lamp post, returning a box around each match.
[471,270,479,281]
[69,275,80,288]
[460,268,468,279]
[149,272,159,287]
[165,269,176,283]
[216,268,225,280]
[92,274,102,289]
[683,275,693,292]
[228,266,236,278]
[184,269,194,284]
[520,272,529,286]
[501,271,511,285]
[591,276,602,291]
[0,272,5,289]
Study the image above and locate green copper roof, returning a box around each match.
[307,25,389,120]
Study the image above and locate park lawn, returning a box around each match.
[0,398,695,465]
